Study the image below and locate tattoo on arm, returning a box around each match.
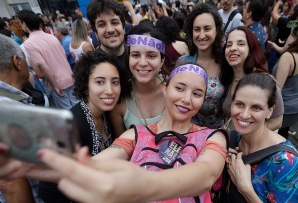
[109,144,123,150]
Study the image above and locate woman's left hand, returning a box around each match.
[227,151,253,194]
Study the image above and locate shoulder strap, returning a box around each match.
[243,144,298,165]
[289,52,296,77]
[207,129,229,150]
[223,10,240,33]
[228,130,239,150]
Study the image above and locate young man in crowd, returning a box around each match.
[218,0,243,38]
[242,0,267,50]
[87,0,137,68]
[18,10,78,109]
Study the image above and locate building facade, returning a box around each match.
[0,0,79,18]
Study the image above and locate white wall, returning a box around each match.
[0,0,11,18]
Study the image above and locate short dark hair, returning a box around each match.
[246,0,268,22]
[184,3,223,64]
[173,11,186,31]
[233,73,277,108]
[140,4,148,13]
[0,20,6,30]
[220,26,267,87]
[73,51,131,102]
[18,10,40,31]
[87,0,125,32]
[155,16,181,44]
[290,4,298,21]
[0,29,12,38]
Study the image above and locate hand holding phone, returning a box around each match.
[0,103,80,164]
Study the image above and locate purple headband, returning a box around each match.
[127,34,165,54]
[168,64,208,86]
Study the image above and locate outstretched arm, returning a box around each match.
[40,131,226,203]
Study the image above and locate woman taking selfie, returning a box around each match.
[0,63,228,203]
[220,26,284,131]
[227,73,298,203]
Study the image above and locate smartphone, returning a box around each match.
[0,103,80,164]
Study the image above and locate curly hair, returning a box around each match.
[184,3,223,64]
[155,16,181,44]
[73,51,131,103]
[9,20,25,42]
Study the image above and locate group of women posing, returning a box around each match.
[0,2,297,203]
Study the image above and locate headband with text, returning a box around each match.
[168,64,208,86]
[127,34,165,54]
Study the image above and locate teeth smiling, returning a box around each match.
[102,99,114,104]
[238,120,250,126]
[230,55,239,58]
[138,70,150,74]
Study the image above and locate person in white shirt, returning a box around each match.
[218,0,243,39]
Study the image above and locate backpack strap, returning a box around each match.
[228,130,239,150]
[243,144,298,165]
[223,10,240,33]
[207,129,229,150]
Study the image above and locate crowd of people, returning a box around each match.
[0,0,298,202]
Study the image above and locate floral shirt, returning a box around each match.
[177,54,225,129]
[191,75,225,129]
[251,140,298,203]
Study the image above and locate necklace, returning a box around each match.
[134,94,148,126]
[132,78,166,126]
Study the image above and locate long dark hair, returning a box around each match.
[184,3,223,64]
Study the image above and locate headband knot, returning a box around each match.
[127,34,165,54]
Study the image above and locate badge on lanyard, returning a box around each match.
[159,140,183,166]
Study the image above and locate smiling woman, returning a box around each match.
[38,51,131,202]
[0,63,228,203]
[177,3,225,129]
[220,26,284,131]
[227,73,298,203]
[109,24,168,137]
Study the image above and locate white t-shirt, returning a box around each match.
[218,8,243,39]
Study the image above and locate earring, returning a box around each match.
[266,115,271,119]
